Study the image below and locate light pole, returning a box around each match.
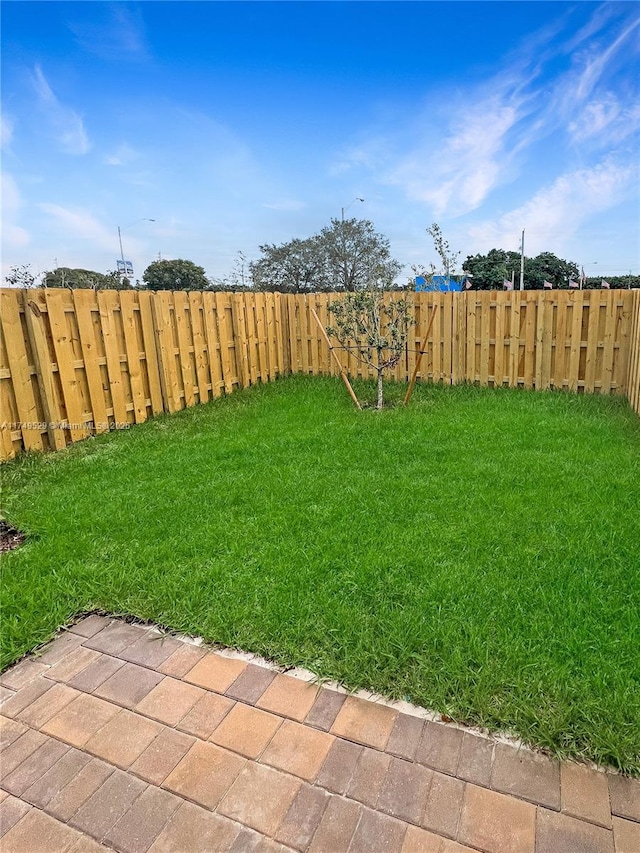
[117,218,155,279]
[341,197,364,222]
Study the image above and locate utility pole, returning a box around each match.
[519,230,525,291]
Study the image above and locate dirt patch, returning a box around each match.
[0,520,26,553]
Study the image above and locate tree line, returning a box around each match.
[5,220,639,292]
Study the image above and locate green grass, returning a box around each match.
[2,375,639,773]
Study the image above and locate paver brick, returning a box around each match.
[377,756,433,825]
[261,719,334,780]
[456,732,494,787]
[613,816,640,853]
[42,692,120,747]
[561,762,612,828]
[0,687,15,708]
[304,688,346,732]
[0,659,49,691]
[2,805,81,852]
[118,631,183,669]
[415,720,463,776]
[346,746,391,808]
[229,827,268,852]
[348,807,407,853]
[68,835,110,852]
[23,748,91,809]
[105,785,182,853]
[135,676,204,726]
[0,716,28,749]
[225,663,277,704]
[70,768,147,841]
[36,630,85,664]
[176,691,234,739]
[17,682,78,729]
[67,653,125,693]
[421,770,465,839]
[183,653,248,693]
[315,737,362,794]
[47,758,114,822]
[1,677,53,719]
[0,795,31,838]
[256,673,318,721]
[210,702,282,759]
[491,742,561,810]
[163,740,246,810]
[307,794,362,853]
[218,762,301,836]
[45,647,101,684]
[385,713,425,761]
[275,782,328,850]
[331,695,398,750]
[0,728,47,776]
[458,783,536,853]
[157,643,207,678]
[401,824,443,853]
[84,621,150,656]
[93,662,164,708]
[608,773,640,822]
[85,708,164,769]
[2,736,70,796]
[68,615,113,638]
[536,807,614,853]
[147,801,240,853]
[131,727,195,786]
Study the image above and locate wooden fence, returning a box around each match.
[1,288,638,461]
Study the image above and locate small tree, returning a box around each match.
[426,223,460,283]
[327,284,414,409]
[4,264,42,288]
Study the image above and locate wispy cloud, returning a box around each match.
[1,173,30,249]
[469,158,637,255]
[69,5,149,62]
[105,143,139,166]
[1,114,14,150]
[38,203,117,254]
[32,65,90,155]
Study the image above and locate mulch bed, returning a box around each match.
[0,521,26,553]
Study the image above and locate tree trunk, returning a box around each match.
[377,369,384,409]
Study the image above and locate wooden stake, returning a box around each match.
[403,304,438,406]
[310,308,362,410]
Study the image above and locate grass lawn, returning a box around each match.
[2,375,639,773]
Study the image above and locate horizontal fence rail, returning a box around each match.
[1,288,638,460]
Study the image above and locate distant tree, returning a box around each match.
[44,267,132,289]
[4,264,42,288]
[250,237,328,293]
[463,250,579,289]
[249,219,401,293]
[142,259,209,291]
[327,284,414,409]
[320,218,402,291]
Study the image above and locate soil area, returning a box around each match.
[0,520,26,553]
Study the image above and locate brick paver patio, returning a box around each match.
[1,615,638,852]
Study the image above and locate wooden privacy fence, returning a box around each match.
[1,287,639,460]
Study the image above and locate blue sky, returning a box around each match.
[2,1,639,284]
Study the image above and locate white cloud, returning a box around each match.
[1,114,14,149]
[38,203,118,254]
[69,5,149,62]
[32,65,90,155]
[1,173,30,249]
[469,158,637,255]
[105,143,139,166]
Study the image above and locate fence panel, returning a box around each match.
[1,288,638,461]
